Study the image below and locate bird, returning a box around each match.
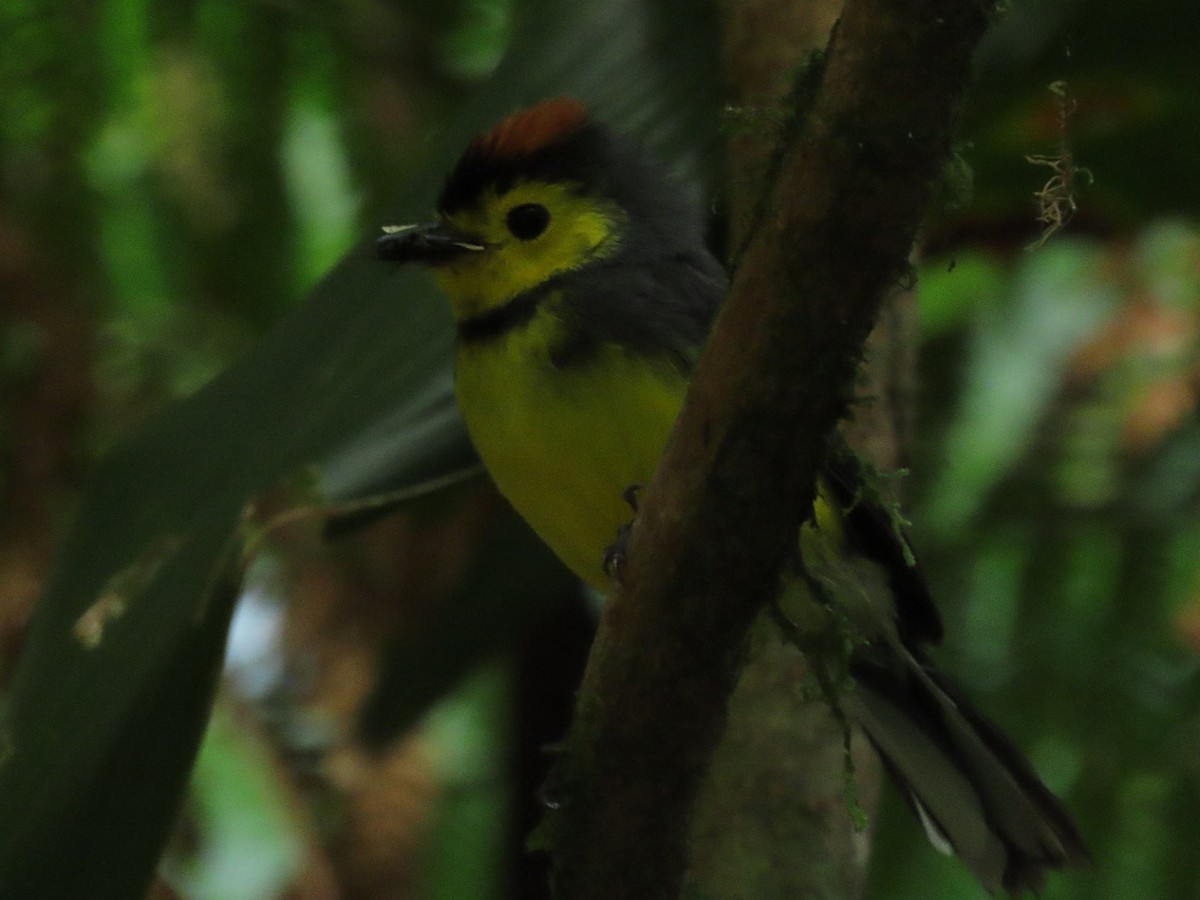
[376,97,1088,893]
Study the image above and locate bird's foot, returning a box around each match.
[537,741,571,811]
[603,522,632,583]
[602,484,644,583]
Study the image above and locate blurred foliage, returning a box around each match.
[160,699,309,900]
[870,223,1200,900]
[1,0,1198,898]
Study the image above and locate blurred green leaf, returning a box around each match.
[1134,220,1200,312]
[282,97,361,291]
[160,699,306,900]
[1099,773,1173,900]
[921,240,1120,535]
[437,0,514,80]
[918,253,1006,341]
[421,663,513,900]
[957,522,1026,689]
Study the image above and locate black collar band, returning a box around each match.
[456,283,552,343]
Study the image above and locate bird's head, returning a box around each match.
[378,98,704,325]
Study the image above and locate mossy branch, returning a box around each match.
[546,1,994,897]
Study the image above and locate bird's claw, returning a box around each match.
[603,522,632,583]
[602,484,643,583]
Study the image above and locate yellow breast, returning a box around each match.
[454,323,687,589]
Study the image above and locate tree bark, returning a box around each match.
[684,3,886,899]
[547,2,993,898]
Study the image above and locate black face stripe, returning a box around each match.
[455,283,552,344]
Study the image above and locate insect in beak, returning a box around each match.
[376,221,487,265]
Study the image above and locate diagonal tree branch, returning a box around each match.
[547,1,994,898]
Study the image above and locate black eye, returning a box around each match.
[506,203,550,240]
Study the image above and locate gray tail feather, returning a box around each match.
[843,649,1089,894]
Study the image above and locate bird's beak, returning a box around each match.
[376,221,487,265]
